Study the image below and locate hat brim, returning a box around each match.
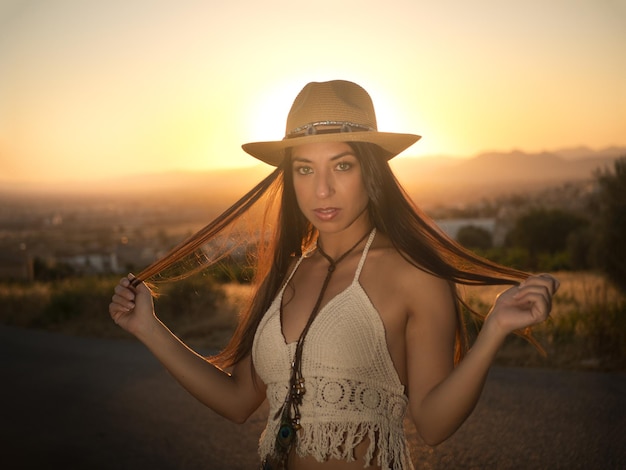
[242,131,421,167]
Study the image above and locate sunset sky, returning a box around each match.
[1,0,624,185]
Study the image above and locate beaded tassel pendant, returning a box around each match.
[266,374,305,469]
[275,373,305,450]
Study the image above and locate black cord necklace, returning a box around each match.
[271,229,372,467]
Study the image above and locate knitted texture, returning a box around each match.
[252,230,414,469]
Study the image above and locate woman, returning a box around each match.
[109,80,559,469]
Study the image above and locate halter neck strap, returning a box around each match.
[353,228,376,283]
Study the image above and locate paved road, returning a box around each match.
[1,325,624,469]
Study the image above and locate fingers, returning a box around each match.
[109,276,137,316]
[518,273,560,295]
[513,274,559,321]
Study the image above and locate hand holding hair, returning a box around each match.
[108,274,157,339]
[486,273,560,337]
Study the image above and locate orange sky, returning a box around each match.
[1,0,624,185]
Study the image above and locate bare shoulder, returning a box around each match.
[362,234,454,317]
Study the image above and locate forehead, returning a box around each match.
[290,141,355,161]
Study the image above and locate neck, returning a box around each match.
[317,226,373,260]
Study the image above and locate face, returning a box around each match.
[290,141,370,236]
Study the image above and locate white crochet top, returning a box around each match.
[252,229,414,469]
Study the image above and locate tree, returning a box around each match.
[505,208,588,269]
[590,156,626,293]
[456,225,493,251]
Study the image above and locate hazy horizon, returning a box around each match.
[1,143,622,188]
[2,146,622,205]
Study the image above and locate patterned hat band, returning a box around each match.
[286,121,376,138]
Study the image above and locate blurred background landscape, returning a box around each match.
[1,146,625,371]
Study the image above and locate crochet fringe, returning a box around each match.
[259,420,414,470]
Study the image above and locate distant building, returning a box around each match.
[58,252,120,275]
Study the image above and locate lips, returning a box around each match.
[313,207,340,221]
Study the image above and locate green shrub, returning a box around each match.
[0,274,235,345]
[36,278,114,326]
[0,283,51,326]
[152,272,228,322]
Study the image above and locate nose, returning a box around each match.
[315,170,334,199]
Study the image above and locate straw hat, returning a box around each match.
[242,80,421,166]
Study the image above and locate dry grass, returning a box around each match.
[463,271,625,370]
[1,271,623,370]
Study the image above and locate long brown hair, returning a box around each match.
[134,143,536,368]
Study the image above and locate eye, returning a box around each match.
[294,165,313,175]
[335,161,352,171]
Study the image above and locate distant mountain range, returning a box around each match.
[393,146,622,180]
[3,146,624,207]
[389,146,624,205]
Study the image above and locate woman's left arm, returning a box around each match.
[406,273,559,445]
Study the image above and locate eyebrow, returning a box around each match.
[291,151,356,163]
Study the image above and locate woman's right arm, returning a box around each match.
[109,276,266,424]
